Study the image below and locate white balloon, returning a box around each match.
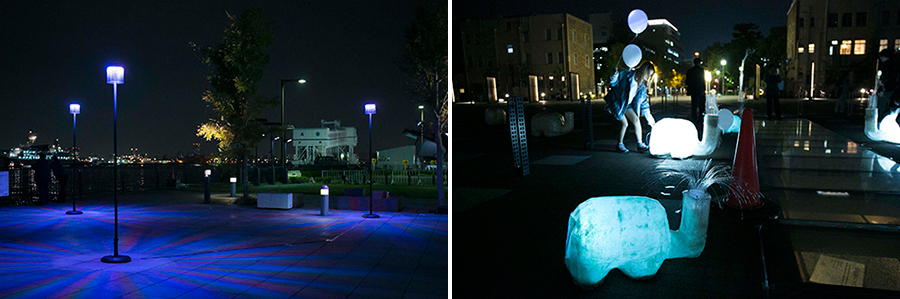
[622,44,642,68]
[628,9,648,35]
[717,109,733,131]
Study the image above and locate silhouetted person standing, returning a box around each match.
[50,156,68,203]
[765,68,783,120]
[685,57,706,125]
[34,152,51,205]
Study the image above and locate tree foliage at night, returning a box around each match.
[193,8,275,200]
[400,0,448,206]
[700,23,786,95]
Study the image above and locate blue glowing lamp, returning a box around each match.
[106,66,124,84]
[69,103,80,115]
[365,103,376,115]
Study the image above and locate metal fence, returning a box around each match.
[320,170,447,186]
[1,164,220,206]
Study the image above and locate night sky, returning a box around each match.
[1,1,424,159]
[453,0,792,58]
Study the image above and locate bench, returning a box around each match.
[257,193,293,209]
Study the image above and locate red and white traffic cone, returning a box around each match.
[725,109,762,210]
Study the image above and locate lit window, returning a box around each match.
[881,39,889,51]
[829,46,834,55]
[896,39,900,51]
[808,43,815,53]
[507,44,513,54]
[840,40,852,55]
[798,47,805,53]
[854,39,866,55]
[831,40,838,45]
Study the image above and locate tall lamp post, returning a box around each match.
[280,78,306,183]
[363,103,379,219]
[67,103,83,215]
[101,66,130,263]
[418,105,424,169]
[720,59,727,95]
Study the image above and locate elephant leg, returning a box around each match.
[618,256,664,280]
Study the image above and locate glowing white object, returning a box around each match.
[69,103,81,115]
[717,109,741,133]
[204,169,211,177]
[649,118,699,159]
[320,185,329,195]
[865,108,900,143]
[627,9,648,34]
[623,44,642,68]
[364,103,376,115]
[106,66,124,84]
[230,177,237,183]
[565,190,711,288]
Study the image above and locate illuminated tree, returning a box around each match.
[400,0,447,208]
[193,8,275,202]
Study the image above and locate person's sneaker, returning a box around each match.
[637,142,650,153]
[617,143,629,153]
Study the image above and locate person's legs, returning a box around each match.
[774,95,782,119]
[766,94,774,119]
[617,116,629,152]
[625,109,644,145]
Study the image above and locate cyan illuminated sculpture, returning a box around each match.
[865,93,900,143]
[565,161,728,288]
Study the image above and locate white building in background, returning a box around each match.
[291,120,358,166]
[376,145,418,170]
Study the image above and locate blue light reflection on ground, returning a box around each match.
[0,191,447,298]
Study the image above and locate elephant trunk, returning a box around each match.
[667,189,711,259]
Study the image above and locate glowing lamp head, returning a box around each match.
[230,177,237,183]
[204,169,211,177]
[69,103,81,115]
[298,79,307,84]
[364,103,376,115]
[418,105,424,110]
[106,66,124,84]
[320,185,329,195]
[720,60,726,66]
[704,70,712,82]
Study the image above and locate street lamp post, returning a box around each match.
[101,65,130,263]
[280,78,306,183]
[67,103,82,215]
[363,103,379,219]
[720,60,727,95]
[418,105,424,170]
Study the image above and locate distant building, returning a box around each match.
[589,13,614,45]
[290,120,358,166]
[456,13,595,102]
[637,19,684,67]
[786,0,900,96]
[376,145,417,170]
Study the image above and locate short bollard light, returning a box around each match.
[320,185,329,216]
[230,177,237,197]
[204,169,211,204]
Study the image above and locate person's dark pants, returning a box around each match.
[690,93,704,125]
[766,90,781,119]
[57,174,68,202]
[37,181,50,205]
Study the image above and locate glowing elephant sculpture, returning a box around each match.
[484,107,507,125]
[565,190,711,288]
[865,108,900,143]
[531,111,575,137]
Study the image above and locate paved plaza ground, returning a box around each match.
[0,190,448,298]
[452,95,900,298]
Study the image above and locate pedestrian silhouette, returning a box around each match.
[33,152,52,205]
[685,57,706,127]
[765,68,783,120]
[50,155,68,203]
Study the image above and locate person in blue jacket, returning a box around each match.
[606,61,657,153]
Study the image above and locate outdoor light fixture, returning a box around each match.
[102,65,130,264]
[67,103,83,215]
[230,177,237,197]
[205,169,212,177]
[363,103,379,219]
[320,185,330,216]
[281,78,307,183]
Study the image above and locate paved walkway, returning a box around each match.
[0,190,447,298]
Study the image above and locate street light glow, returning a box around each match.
[365,103,376,115]
[298,79,307,84]
[69,103,80,115]
[106,66,124,84]
[720,60,727,66]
